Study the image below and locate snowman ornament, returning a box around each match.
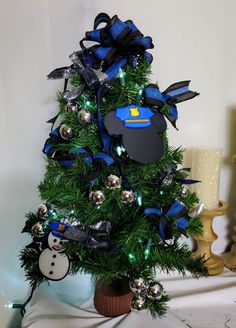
[39,231,70,281]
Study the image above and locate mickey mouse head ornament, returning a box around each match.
[104,105,167,164]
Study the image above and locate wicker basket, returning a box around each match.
[94,279,133,317]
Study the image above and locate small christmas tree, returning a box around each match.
[20,13,206,318]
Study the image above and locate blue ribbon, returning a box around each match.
[97,58,127,153]
[81,14,154,66]
[43,127,115,172]
[143,81,199,128]
[144,201,189,240]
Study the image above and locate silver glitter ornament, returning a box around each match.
[64,85,84,102]
[31,222,44,236]
[89,190,105,205]
[65,103,77,113]
[121,190,135,204]
[78,109,93,124]
[146,281,163,300]
[37,204,48,218]
[59,124,72,140]
[131,296,145,311]
[106,175,121,190]
[62,217,80,227]
[129,278,146,293]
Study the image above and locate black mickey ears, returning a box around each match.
[104,105,167,164]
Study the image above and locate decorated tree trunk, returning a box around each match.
[20,13,207,318]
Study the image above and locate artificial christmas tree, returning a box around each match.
[20,13,207,318]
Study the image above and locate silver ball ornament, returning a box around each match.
[78,109,93,124]
[31,222,44,236]
[106,174,121,190]
[131,296,145,311]
[65,103,77,113]
[37,204,48,218]
[146,281,163,300]
[89,190,105,205]
[129,278,146,293]
[182,185,189,197]
[59,124,72,140]
[121,190,135,204]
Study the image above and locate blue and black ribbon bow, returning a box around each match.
[143,81,199,128]
[42,127,91,167]
[144,201,189,241]
[43,127,117,187]
[80,13,154,67]
[47,13,153,93]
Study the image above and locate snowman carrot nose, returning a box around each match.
[52,244,62,251]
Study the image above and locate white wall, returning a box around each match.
[1,0,236,324]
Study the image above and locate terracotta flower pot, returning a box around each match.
[94,279,133,317]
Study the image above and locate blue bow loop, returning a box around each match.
[175,218,189,230]
[85,28,112,45]
[125,20,142,34]
[93,12,111,30]
[144,201,189,241]
[162,81,198,103]
[108,15,132,44]
[166,201,186,217]
[143,51,153,64]
[129,36,154,51]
